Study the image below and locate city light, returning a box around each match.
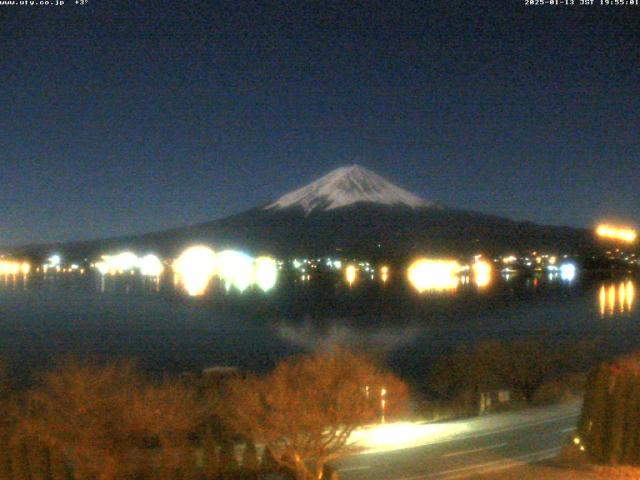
[253,256,278,292]
[380,265,389,284]
[94,261,110,276]
[472,259,492,288]
[0,260,30,277]
[100,251,139,274]
[139,254,164,277]
[216,250,254,292]
[345,264,357,287]
[173,247,279,296]
[559,262,577,282]
[596,224,637,243]
[173,246,218,296]
[46,254,61,269]
[407,258,460,293]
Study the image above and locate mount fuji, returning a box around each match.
[266,165,429,213]
[14,165,595,260]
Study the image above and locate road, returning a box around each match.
[334,402,581,480]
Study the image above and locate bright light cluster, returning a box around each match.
[94,252,164,277]
[46,255,61,267]
[217,250,254,293]
[43,254,62,274]
[173,246,217,297]
[254,256,279,292]
[596,224,637,243]
[173,246,279,297]
[0,260,30,276]
[407,258,461,293]
[471,259,492,288]
[139,254,165,277]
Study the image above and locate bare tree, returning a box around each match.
[431,338,560,404]
[21,360,203,480]
[223,349,408,480]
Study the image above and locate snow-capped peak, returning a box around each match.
[266,165,430,213]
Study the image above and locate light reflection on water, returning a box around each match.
[0,270,638,378]
[599,280,635,317]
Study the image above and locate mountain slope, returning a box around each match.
[266,165,429,213]
[11,165,596,260]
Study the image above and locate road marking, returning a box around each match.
[561,427,576,433]
[442,442,507,458]
[398,447,562,480]
[338,465,371,472]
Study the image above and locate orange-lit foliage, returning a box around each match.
[223,349,408,480]
[22,361,203,480]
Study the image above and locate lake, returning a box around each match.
[0,270,638,385]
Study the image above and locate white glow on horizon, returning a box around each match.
[407,259,460,293]
[174,246,217,296]
[559,263,576,282]
[254,256,278,292]
[46,255,61,267]
[139,254,164,277]
[100,251,138,274]
[94,261,109,275]
[217,250,254,292]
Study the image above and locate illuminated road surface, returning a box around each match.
[335,402,580,480]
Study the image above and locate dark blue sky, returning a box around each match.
[2,1,639,245]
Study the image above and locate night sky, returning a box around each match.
[2,1,639,246]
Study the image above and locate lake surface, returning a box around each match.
[0,270,638,385]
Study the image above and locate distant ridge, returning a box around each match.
[266,165,429,213]
[9,165,596,260]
